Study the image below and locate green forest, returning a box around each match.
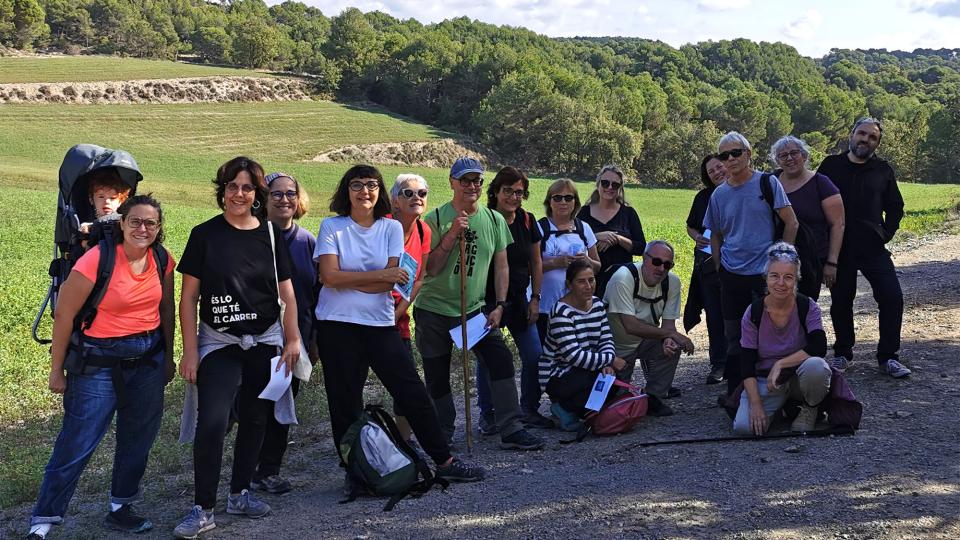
[2,0,959,185]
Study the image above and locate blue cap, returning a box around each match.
[450,157,484,179]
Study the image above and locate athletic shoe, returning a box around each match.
[436,458,486,482]
[830,356,851,372]
[250,475,292,495]
[477,413,498,436]
[521,410,556,429]
[791,405,818,432]
[226,489,270,519]
[647,395,674,417]
[25,534,44,540]
[706,366,725,385]
[666,386,682,399]
[550,402,581,432]
[499,428,545,451]
[103,504,153,533]
[881,359,911,379]
[173,506,215,539]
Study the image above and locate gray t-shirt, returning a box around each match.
[703,171,790,275]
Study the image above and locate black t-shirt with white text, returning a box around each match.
[178,215,292,336]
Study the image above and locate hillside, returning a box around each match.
[0,56,268,83]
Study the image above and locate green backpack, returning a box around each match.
[339,404,448,511]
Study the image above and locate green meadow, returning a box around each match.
[0,56,269,84]
[1,86,958,510]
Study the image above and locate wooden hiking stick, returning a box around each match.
[459,231,473,453]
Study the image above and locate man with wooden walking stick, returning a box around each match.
[413,157,544,451]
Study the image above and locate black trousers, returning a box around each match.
[255,377,300,480]
[830,249,903,363]
[719,267,766,394]
[318,321,452,466]
[546,367,599,417]
[194,344,275,509]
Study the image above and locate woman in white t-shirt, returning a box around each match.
[536,178,601,346]
[314,164,484,486]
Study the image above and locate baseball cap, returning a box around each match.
[450,157,484,179]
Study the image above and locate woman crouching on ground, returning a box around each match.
[315,165,484,487]
[733,242,832,436]
[175,157,302,539]
[27,194,175,539]
[540,259,626,431]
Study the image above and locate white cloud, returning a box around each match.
[907,0,960,17]
[697,0,751,11]
[782,9,823,40]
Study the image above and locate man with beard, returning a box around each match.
[817,117,908,378]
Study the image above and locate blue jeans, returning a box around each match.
[31,332,165,526]
[477,323,543,416]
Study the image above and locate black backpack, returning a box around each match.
[759,173,819,285]
[749,292,810,335]
[538,216,588,254]
[597,263,670,326]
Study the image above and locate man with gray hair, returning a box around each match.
[817,117,908,378]
[603,240,693,416]
[704,131,799,395]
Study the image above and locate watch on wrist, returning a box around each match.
[496,300,508,310]
[531,293,541,301]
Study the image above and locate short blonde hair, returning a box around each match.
[543,178,581,218]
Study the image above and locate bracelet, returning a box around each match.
[824,261,838,268]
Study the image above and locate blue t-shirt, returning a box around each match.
[703,171,791,275]
[283,223,317,343]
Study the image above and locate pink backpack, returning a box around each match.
[588,380,648,435]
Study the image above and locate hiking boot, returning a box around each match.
[436,458,486,482]
[250,475,292,495]
[521,409,556,429]
[173,506,215,539]
[706,366,725,385]
[104,504,153,533]
[647,395,674,417]
[666,386,682,399]
[550,402,582,432]
[499,428,545,451]
[830,355,851,372]
[881,359,911,379]
[25,534,44,540]
[226,489,270,519]
[791,405,818,432]
[477,412,498,436]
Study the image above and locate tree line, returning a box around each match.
[2,0,959,185]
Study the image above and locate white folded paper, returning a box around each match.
[448,312,491,350]
[258,355,293,402]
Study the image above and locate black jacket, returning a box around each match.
[817,152,904,252]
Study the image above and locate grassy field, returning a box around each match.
[0,56,269,84]
[1,96,959,512]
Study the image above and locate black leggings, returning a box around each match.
[318,321,452,465]
[255,377,300,480]
[193,344,275,509]
[546,367,598,417]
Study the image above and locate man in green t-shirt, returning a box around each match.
[413,157,544,451]
[603,240,695,416]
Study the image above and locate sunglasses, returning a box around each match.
[401,188,428,199]
[225,182,256,194]
[270,190,298,201]
[717,148,746,161]
[126,217,160,231]
[647,257,674,270]
[501,187,528,199]
[599,179,622,190]
[550,194,576,203]
[349,180,381,192]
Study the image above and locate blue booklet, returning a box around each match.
[393,252,418,301]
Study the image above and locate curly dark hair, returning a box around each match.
[114,193,165,245]
[486,166,529,209]
[329,164,390,219]
[213,156,268,218]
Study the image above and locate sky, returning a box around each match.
[292,0,960,58]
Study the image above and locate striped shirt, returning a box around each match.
[539,297,616,390]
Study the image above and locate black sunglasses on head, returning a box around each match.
[647,257,674,270]
[717,148,746,161]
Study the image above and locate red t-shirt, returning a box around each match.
[390,218,431,339]
[72,244,175,338]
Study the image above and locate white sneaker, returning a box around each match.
[791,405,818,432]
[173,506,215,539]
[881,359,911,379]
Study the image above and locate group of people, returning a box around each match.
[26,116,908,539]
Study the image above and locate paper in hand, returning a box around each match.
[585,373,616,411]
[448,313,491,350]
[258,356,293,402]
[393,252,418,301]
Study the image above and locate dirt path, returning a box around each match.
[5,234,959,539]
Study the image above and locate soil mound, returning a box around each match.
[309,138,500,169]
[0,76,311,104]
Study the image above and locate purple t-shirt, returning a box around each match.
[785,173,839,259]
[740,298,823,374]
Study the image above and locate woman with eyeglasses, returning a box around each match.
[769,135,845,300]
[683,154,729,385]
[733,242,831,436]
[244,172,317,496]
[386,173,431,442]
[537,178,601,347]
[175,157,302,539]
[315,164,485,488]
[475,166,551,433]
[577,164,646,274]
[27,195,174,540]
